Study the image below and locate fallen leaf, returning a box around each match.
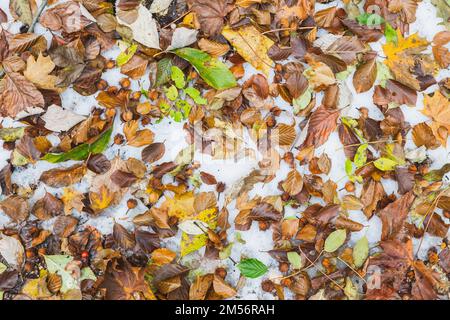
[222,25,274,76]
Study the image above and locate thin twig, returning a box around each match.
[29,0,48,33]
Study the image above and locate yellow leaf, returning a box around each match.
[89,185,114,213]
[422,91,450,146]
[61,188,84,214]
[24,53,61,92]
[160,191,196,219]
[21,270,52,299]
[123,120,154,147]
[222,25,274,76]
[382,31,434,90]
[180,208,218,257]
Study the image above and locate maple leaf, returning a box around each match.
[422,90,450,146]
[24,53,60,91]
[222,25,274,76]
[383,31,436,91]
[0,72,45,118]
[61,188,85,214]
[99,258,156,300]
[189,0,231,36]
[123,120,154,147]
[89,185,115,214]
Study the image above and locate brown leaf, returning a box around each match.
[395,167,415,195]
[189,0,231,36]
[353,57,377,93]
[0,72,45,118]
[334,216,363,232]
[135,229,160,254]
[8,33,42,54]
[141,142,165,163]
[109,170,137,188]
[53,216,78,238]
[412,122,439,149]
[189,274,213,300]
[282,170,303,196]
[39,2,93,33]
[99,258,155,300]
[0,195,29,222]
[361,179,386,219]
[121,54,148,80]
[87,154,111,174]
[296,224,317,242]
[379,192,415,240]
[274,123,297,147]
[198,38,230,57]
[113,223,136,251]
[123,120,154,147]
[300,105,339,149]
[32,192,63,221]
[248,202,282,222]
[212,275,236,298]
[200,171,217,185]
[40,164,86,188]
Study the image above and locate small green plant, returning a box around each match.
[159,66,207,122]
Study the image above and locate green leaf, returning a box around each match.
[173,48,237,90]
[184,87,207,105]
[324,229,347,253]
[287,252,303,269]
[0,262,6,274]
[44,255,79,293]
[424,163,450,182]
[356,13,384,26]
[175,99,192,118]
[171,66,186,89]
[117,43,138,67]
[0,127,25,142]
[376,62,392,88]
[354,143,368,168]
[154,58,173,87]
[384,22,398,45]
[374,157,398,171]
[353,236,369,268]
[166,85,179,101]
[293,88,312,113]
[219,243,233,260]
[237,258,268,279]
[80,267,97,282]
[42,127,112,163]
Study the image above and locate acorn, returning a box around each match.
[215,267,227,279]
[114,133,125,145]
[261,279,275,292]
[131,91,142,101]
[96,79,108,91]
[106,60,115,69]
[105,108,116,119]
[47,273,62,294]
[345,181,355,192]
[279,262,289,273]
[107,86,118,95]
[259,221,270,231]
[280,278,292,287]
[119,78,131,89]
[266,115,276,128]
[122,110,133,122]
[127,198,138,210]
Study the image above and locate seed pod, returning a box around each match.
[47,273,62,294]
